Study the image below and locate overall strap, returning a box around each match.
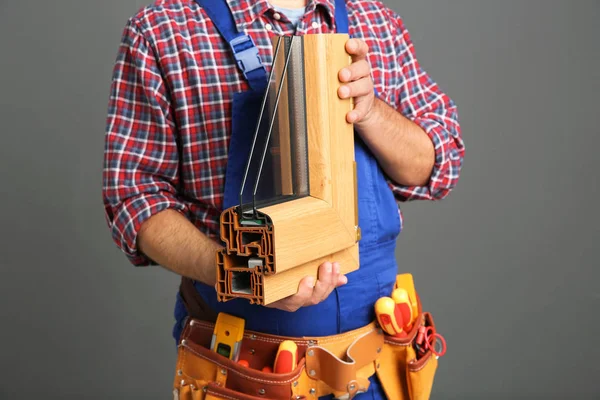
[194,0,268,91]
[334,0,350,34]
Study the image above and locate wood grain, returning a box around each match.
[258,196,354,273]
[324,34,356,237]
[262,244,359,304]
[303,34,333,205]
[302,34,356,235]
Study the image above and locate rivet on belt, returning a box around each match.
[251,334,257,340]
[309,388,316,395]
[377,347,381,353]
[293,381,299,387]
[348,383,356,391]
[258,388,266,395]
[177,369,183,376]
[307,340,316,346]
[181,339,187,346]
[307,349,314,357]
[220,368,227,375]
[190,320,195,327]
[249,348,256,355]
[180,380,185,386]
[309,370,316,377]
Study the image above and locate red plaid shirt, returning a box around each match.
[103,0,465,266]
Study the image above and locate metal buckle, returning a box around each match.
[230,35,264,76]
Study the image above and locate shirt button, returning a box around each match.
[265,23,273,31]
[273,12,281,20]
[311,21,319,29]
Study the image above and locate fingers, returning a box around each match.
[338,59,370,84]
[263,262,348,312]
[347,96,372,123]
[265,276,314,312]
[338,76,373,100]
[339,39,375,125]
[337,268,348,286]
[311,262,337,305]
[294,275,317,304]
[338,76,374,123]
[345,38,369,61]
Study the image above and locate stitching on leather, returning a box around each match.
[182,344,304,384]
[190,320,375,346]
[179,348,198,384]
[383,339,411,347]
[308,324,376,345]
[409,360,430,372]
[408,352,433,372]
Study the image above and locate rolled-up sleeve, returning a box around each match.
[103,19,187,266]
[383,10,465,202]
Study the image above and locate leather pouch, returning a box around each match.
[376,311,439,400]
[173,318,384,400]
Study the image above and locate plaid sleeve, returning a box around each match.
[103,19,187,266]
[382,9,465,202]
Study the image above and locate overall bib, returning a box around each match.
[174,1,402,398]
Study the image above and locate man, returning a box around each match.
[103,0,464,398]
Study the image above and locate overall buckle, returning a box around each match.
[230,35,265,79]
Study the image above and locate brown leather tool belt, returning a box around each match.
[174,278,439,400]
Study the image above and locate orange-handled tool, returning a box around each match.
[395,274,419,319]
[273,340,298,374]
[391,288,414,330]
[374,297,406,337]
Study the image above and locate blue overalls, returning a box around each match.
[173,1,402,398]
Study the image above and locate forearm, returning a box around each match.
[356,97,435,186]
[137,209,222,286]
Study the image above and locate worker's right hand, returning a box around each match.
[265,262,347,312]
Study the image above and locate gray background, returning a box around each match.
[1,0,598,399]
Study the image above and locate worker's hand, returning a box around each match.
[265,262,347,312]
[337,38,376,126]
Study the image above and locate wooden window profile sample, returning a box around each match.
[216,34,360,305]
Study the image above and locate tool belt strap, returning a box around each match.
[179,277,218,323]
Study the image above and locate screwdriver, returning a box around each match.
[395,274,419,320]
[391,288,414,330]
[374,296,406,337]
[273,340,298,374]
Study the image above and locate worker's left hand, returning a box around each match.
[338,38,376,127]
[265,261,347,312]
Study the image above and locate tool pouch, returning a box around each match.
[375,304,439,400]
[173,318,385,400]
[174,278,441,399]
